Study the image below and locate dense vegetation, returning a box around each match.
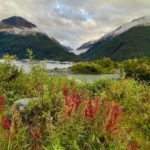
[71,58,119,74]
[81,26,150,61]
[71,57,150,82]
[0,32,78,61]
[0,60,150,149]
[0,16,78,61]
[122,58,150,82]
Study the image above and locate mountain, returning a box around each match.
[74,41,95,55]
[0,16,77,61]
[1,16,36,28]
[62,45,73,52]
[80,16,150,61]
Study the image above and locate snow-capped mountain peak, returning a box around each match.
[77,15,150,54]
[110,15,150,37]
[96,16,150,44]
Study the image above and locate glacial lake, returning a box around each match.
[0,59,120,83]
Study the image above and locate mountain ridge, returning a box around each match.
[0,16,77,61]
[78,16,150,52]
[80,16,150,61]
[1,16,36,28]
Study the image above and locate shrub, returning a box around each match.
[71,58,119,75]
[122,58,150,82]
[71,62,101,74]
[0,62,149,149]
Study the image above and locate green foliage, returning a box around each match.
[0,62,21,83]
[71,57,150,82]
[0,62,150,149]
[3,53,16,61]
[71,62,101,74]
[0,32,78,61]
[81,26,150,61]
[122,58,150,82]
[26,48,35,60]
[0,62,23,102]
[71,57,119,74]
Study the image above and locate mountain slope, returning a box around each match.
[75,41,95,55]
[0,16,77,61]
[80,16,150,61]
[1,16,36,28]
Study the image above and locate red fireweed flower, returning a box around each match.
[129,141,140,150]
[85,98,100,119]
[1,117,11,130]
[93,97,100,114]
[104,101,113,116]
[62,87,82,118]
[62,85,69,97]
[85,100,94,118]
[63,87,100,119]
[0,96,5,112]
[105,103,121,132]
[65,96,74,117]
[72,90,81,110]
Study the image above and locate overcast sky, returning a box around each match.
[0,0,150,49]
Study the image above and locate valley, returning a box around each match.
[0,5,150,149]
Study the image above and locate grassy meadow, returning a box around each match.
[0,59,150,150]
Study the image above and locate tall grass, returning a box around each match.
[0,61,149,149]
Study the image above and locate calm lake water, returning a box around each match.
[0,59,120,83]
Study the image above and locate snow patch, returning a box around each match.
[80,16,150,49]
[73,48,89,55]
[97,16,150,42]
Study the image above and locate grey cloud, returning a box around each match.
[0,0,150,49]
[52,4,87,21]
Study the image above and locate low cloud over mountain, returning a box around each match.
[0,0,150,49]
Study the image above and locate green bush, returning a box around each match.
[122,58,150,82]
[71,58,119,74]
[0,62,22,83]
[71,62,101,74]
[0,62,150,149]
[71,57,150,83]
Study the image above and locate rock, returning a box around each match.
[9,97,40,115]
